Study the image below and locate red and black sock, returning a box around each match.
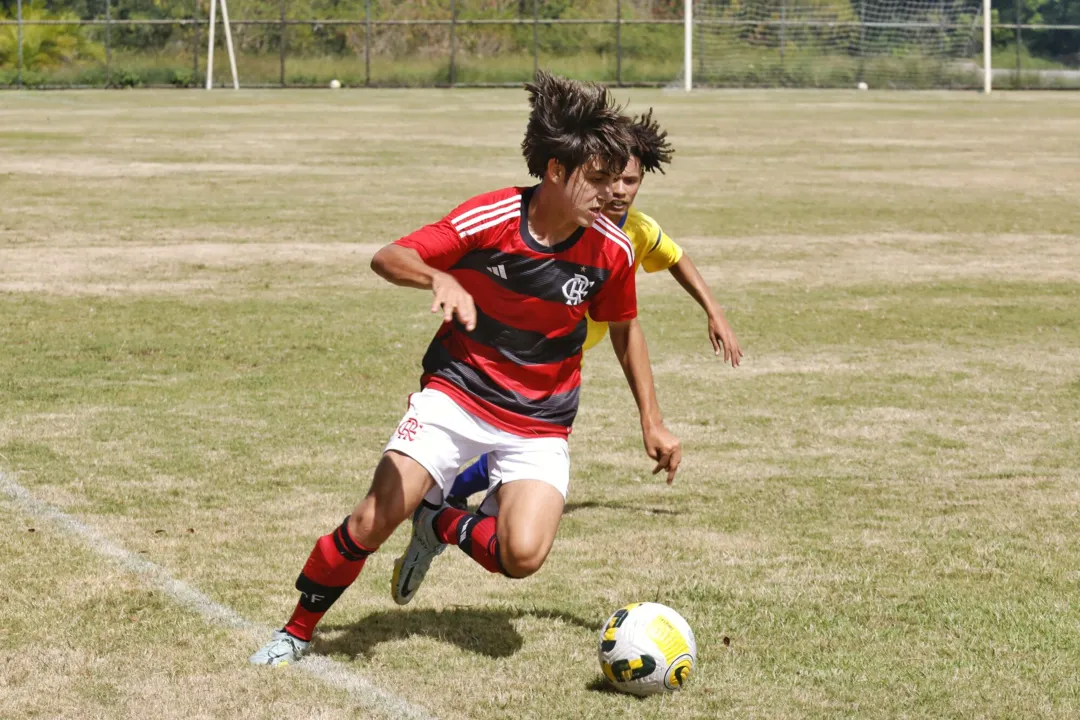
[433,506,510,576]
[283,516,376,642]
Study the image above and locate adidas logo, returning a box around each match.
[487,264,507,279]
[458,515,475,546]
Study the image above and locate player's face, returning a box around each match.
[605,155,643,222]
[561,157,618,227]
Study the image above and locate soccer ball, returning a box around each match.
[329,79,342,89]
[597,602,696,696]
[857,81,869,91]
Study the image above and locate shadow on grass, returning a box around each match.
[585,676,620,694]
[563,500,681,516]
[447,499,682,517]
[585,676,648,699]
[315,605,596,660]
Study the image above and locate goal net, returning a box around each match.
[686,0,985,89]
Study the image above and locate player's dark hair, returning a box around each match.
[521,71,632,180]
[628,109,673,174]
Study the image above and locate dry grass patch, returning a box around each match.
[0,242,382,296]
[672,234,1080,289]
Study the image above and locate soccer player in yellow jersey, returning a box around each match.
[446,110,741,506]
[585,110,741,361]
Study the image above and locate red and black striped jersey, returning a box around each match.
[394,185,637,438]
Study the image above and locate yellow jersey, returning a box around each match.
[583,207,683,351]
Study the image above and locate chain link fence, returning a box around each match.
[1,0,1077,89]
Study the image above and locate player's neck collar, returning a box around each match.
[519,185,586,255]
[617,211,629,229]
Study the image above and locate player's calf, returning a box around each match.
[251,516,376,665]
[253,452,435,664]
[431,506,552,578]
[284,515,377,642]
[433,506,509,575]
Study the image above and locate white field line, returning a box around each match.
[0,471,436,720]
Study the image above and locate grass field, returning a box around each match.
[2,88,1079,719]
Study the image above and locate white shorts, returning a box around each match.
[384,388,570,510]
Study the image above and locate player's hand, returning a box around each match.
[709,312,742,368]
[431,272,477,331]
[643,423,681,485]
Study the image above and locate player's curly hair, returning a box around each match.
[521,71,632,180]
[628,109,674,174]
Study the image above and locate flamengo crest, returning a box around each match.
[562,274,594,306]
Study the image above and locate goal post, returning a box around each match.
[982,0,991,92]
[684,0,693,91]
[205,0,240,90]
[681,0,989,90]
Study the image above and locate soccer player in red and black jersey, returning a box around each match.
[250,72,682,667]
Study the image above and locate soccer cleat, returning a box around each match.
[249,629,310,667]
[391,501,446,605]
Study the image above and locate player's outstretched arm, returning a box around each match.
[668,255,743,367]
[608,319,681,484]
[371,244,477,331]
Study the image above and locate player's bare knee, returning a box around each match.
[347,497,403,548]
[499,543,549,578]
[499,553,543,578]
